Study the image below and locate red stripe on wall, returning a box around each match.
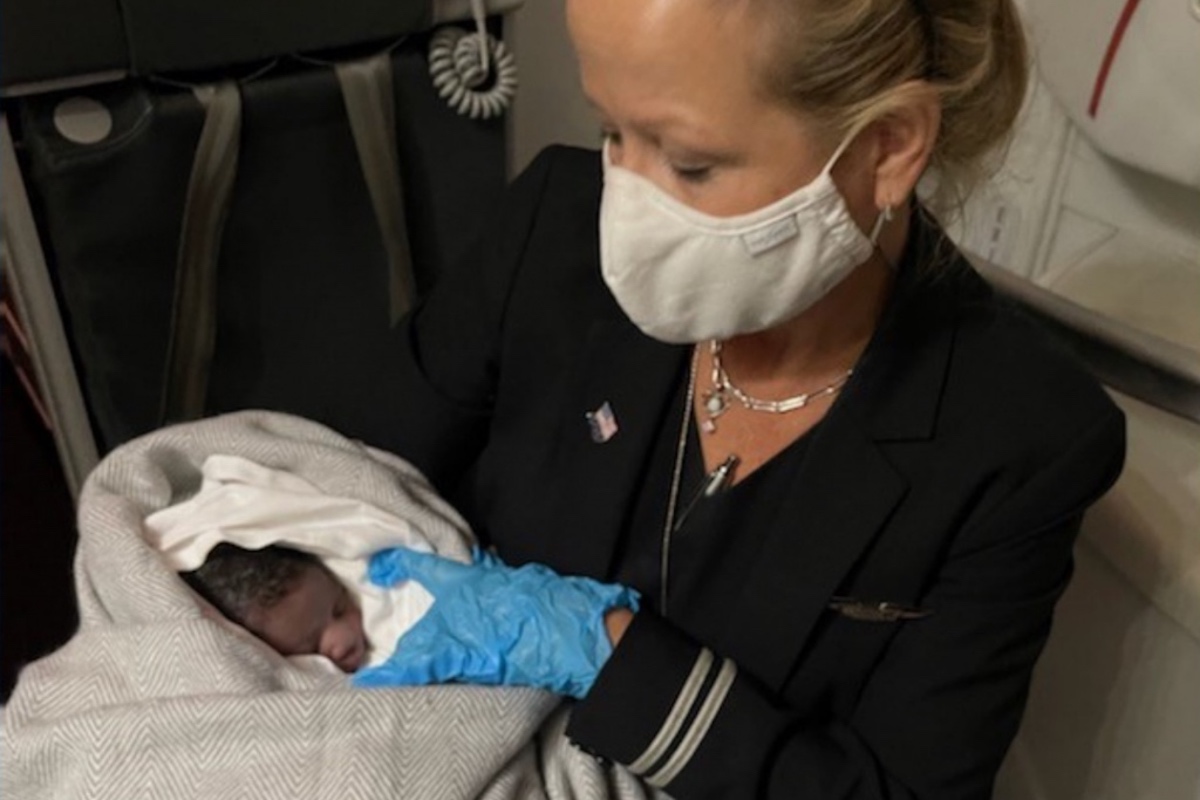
[1089,0,1143,118]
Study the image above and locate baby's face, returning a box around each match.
[243,565,368,673]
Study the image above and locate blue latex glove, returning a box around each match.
[353,546,640,699]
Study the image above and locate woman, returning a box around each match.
[358,0,1126,797]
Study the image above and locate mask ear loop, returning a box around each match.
[869,204,894,246]
[819,132,859,177]
[821,131,895,250]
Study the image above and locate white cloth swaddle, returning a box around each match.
[143,454,457,671]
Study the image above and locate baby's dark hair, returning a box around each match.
[181,543,320,625]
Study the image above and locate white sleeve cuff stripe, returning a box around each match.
[627,648,715,774]
[646,658,738,789]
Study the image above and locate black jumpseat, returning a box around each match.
[10,36,507,453]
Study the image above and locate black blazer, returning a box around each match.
[344,147,1126,800]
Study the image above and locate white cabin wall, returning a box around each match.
[507,3,597,177]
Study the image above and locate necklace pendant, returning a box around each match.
[702,388,729,417]
[700,388,729,434]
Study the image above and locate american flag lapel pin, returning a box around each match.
[585,401,620,443]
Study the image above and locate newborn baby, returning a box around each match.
[182,543,368,673]
[147,453,453,678]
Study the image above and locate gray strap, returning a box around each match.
[335,52,417,326]
[161,81,241,423]
[1,116,100,499]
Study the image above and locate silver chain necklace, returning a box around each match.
[700,339,853,434]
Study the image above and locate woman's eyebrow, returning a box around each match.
[583,93,737,160]
[582,92,670,133]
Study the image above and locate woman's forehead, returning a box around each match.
[569,0,773,130]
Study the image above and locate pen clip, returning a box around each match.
[673,455,739,533]
[703,455,739,497]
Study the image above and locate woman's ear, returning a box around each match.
[871,83,941,209]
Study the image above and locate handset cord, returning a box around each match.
[428,0,519,119]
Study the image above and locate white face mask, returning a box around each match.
[599,136,886,344]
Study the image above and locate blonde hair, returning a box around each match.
[754,0,1028,213]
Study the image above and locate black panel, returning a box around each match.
[0,0,128,87]
[1,358,79,702]
[119,0,432,74]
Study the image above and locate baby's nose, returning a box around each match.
[321,619,365,672]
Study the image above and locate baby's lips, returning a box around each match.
[341,640,368,673]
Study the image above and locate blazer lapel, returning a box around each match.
[718,412,906,690]
[718,214,965,690]
[547,319,687,579]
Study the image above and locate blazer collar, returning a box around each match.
[841,207,968,442]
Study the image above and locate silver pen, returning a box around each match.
[673,455,739,533]
[703,455,739,497]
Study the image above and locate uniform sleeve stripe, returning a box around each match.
[627,648,716,774]
[646,658,738,789]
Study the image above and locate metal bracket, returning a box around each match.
[970,252,1200,425]
[432,0,525,23]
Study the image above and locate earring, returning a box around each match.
[868,204,894,245]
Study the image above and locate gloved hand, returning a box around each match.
[352,546,639,699]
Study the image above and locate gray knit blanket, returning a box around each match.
[1,410,664,800]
